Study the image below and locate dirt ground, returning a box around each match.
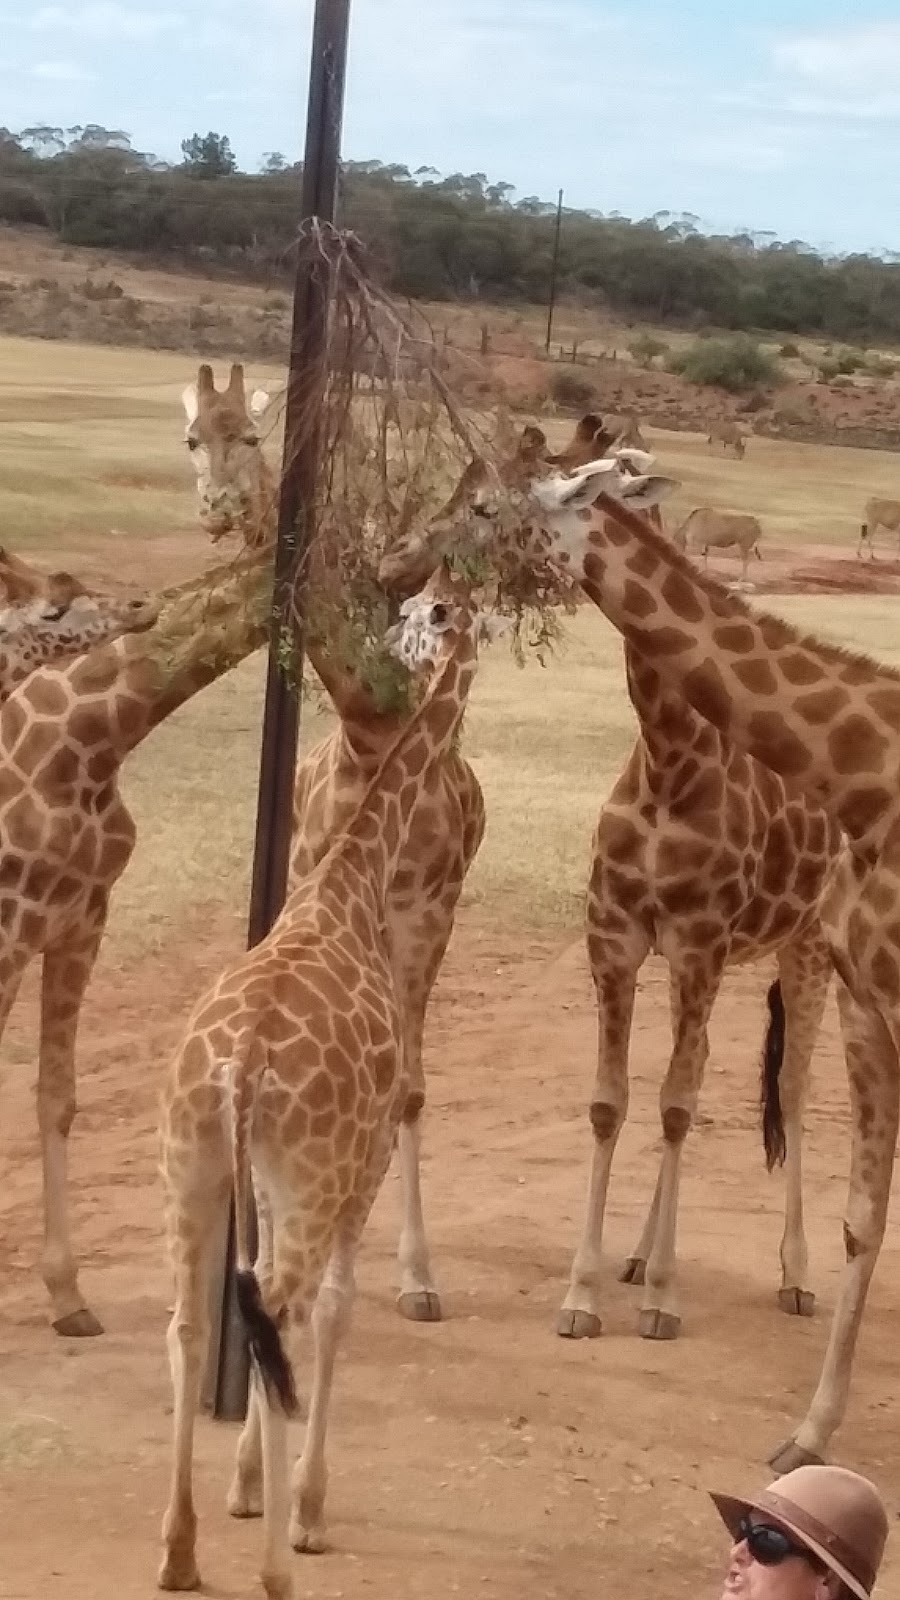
[0,910,898,1600]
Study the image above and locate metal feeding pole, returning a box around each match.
[203,0,352,1423]
[544,187,564,355]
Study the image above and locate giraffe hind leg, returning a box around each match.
[159,1169,229,1591]
[768,939,830,1318]
[770,983,899,1472]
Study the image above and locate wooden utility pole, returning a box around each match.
[544,187,564,355]
[203,0,352,1424]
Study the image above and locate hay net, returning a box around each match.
[261,222,581,713]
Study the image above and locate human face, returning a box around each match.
[719,1521,830,1600]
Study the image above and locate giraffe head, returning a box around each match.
[377,416,676,597]
[181,363,275,547]
[388,564,510,671]
[0,547,158,685]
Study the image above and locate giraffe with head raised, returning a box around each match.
[158,569,499,1598]
[181,362,490,1321]
[468,450,900,1471]
[0,549,272,1335]
[380,424,838,1342]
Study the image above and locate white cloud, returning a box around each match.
[31,59,93,81]
[773,22,900,91]
[32,3,181,41]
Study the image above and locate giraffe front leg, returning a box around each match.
[770,983,899,1473]
[638,957,720,1340]
[39,923,106,1336]
[771,938,831,1319]
[558,929,645,1339]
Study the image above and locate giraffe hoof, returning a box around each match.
[778,1288,816,1318]
[158,1555,201,1591]
[768,1438,825,1475]
[290,1523,327,1555]
[556,1309,603,1339]
[52,1308,104,1338]
[619,1257,646,1285]
[227,1477,262,1518]
[398,1290,443,1323]
[639,1309,681,1341]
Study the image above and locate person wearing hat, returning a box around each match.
[711,1464,889,1599]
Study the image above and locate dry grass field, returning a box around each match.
[1,330,900,1600]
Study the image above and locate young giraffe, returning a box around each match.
[158,569,496,1598]
[380,427,837,1341]
[488,454,900,1470]
[0,549,272,1335]
[181,362,486,1320]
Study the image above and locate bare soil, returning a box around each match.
[0,912,898,1600]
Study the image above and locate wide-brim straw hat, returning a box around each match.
[711,1465,889,1600]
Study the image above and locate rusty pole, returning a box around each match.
[204,0,352,1423]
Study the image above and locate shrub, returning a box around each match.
[668,335,781,393]
[866,355,898,378]
[818,357,842,382]
[834,347,866,374]
[550,368,597,410]
[779,341,801,358]
[628,332,669,367]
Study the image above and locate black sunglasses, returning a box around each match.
[739,1517,821,1570]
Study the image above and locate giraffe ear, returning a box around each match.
[617,473,680,509]
[612,446,656,475]
[181,382,199,425]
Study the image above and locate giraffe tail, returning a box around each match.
[760,978,787,1172]
[227,1032,298,1418]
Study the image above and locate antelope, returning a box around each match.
[708,419,746,458]
[857,497,900,560]
[674,507,762,581]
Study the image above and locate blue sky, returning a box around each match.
[2,0,899,254]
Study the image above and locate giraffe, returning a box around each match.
[158,569,499,1598]
[379,428,838,1343]
[0,543,157,694]
[481,453,900,1471]
[181,362,487,1321]
[0,548,272,1335]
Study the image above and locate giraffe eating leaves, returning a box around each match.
[158,568,502,1598]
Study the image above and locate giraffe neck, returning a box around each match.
[313,629,476,911]
[304,640,407,765]
[50,553,272,769]
[554,491,900,847]
[624,645,723,773]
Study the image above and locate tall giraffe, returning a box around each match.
[158,569,497,1598]
[0,549,272,1335]
[485,453,900,1471]
[181,362,487,1320]
[380,427,837,1342]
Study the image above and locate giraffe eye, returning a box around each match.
[186,437,199,452]
[430,603,449,625]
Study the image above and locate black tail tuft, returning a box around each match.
[235,1268,298,1416]
[760,978,787,1172]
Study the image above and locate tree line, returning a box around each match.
[2,124,900,346]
